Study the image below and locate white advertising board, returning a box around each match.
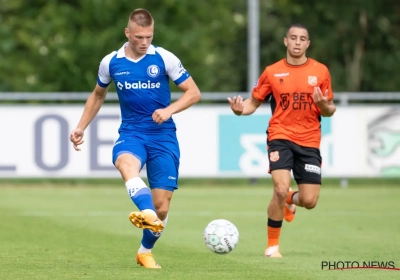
[0,105,399,178]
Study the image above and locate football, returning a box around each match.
[203,219,239,254]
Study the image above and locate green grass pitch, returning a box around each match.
[1,179,400,280]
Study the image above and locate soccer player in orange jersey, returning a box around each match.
[228,24,336,258]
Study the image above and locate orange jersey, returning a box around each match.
[252,58,334,149]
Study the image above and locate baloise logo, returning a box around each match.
[117,81,161,90]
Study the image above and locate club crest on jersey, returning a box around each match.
[270,151,279,162]
[308,76,317,86]
[280,93,290,110]
[147,65,160,78]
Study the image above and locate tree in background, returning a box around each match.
[0,0,399,93]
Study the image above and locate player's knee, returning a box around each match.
[273,184,289,202]
[155,207,168,220]
[301,197,318,209]
[115,154,141,178]
[153,200,169,220]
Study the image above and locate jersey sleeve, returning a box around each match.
[321,68,334,101]
[97,52,115,88]
[251,68,272,101]
[157,48,191,85]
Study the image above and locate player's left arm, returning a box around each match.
[167,77,201,114]
[152,76,200,125]
[152,50,201,124]
[313,68,336,117]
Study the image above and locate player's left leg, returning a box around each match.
[289,145,322,209]
[136,189,173,269]
[135,132,180,269]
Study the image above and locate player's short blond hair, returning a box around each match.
[128,8,154,27]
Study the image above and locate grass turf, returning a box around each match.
[1,181,399,279]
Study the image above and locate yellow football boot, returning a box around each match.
[129,211,164,233]
[136,252,162,269]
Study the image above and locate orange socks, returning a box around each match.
[267,189,298,248]
[267,219,283,247]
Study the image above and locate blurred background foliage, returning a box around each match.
[0,0,399,93]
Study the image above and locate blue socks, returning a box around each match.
[125,177,168,253]
[139,216,169,252]
[125,177,156,212]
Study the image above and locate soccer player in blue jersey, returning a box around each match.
[69,8,201,269]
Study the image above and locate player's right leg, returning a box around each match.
[112,134,164,234]
[265,140,294,258]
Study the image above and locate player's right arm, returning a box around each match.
[70,85,109,151]
[228,95,262,116]
[228,68,271,116]
[70,54,113,151]
[77,84,109,130]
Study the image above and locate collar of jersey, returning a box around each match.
[116,42,156,59]
[283,57,310,68]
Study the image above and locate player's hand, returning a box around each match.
[70,128,84,151]
[313,87,329,109]
[227,95,244,116]
[152,108,173,125]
